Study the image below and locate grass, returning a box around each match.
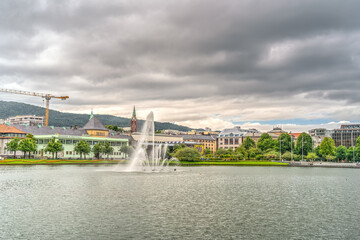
[0,159,124,165]
[179,161,289,166]
[0,159,288,166]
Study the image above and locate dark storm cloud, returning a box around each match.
[1,0,360,110]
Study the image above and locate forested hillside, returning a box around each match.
[0,101,193,131]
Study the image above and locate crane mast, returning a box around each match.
[0,88,69,126]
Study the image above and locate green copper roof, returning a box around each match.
[132,106,136,118]
[89,109,94,120]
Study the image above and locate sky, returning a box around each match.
[0,0,359,132]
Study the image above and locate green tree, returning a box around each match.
[257,133,275,151]
[306,152,318,162]
[18,138,37,159]
[93,142,104,159]
[173,147,201,161]
[346,147,360,162]
[203,148,212,156]
[103,141,114,159]
[74,140,91,159]
[215,148,228,159]
[45,138,63,159]
[282,151,292,161]
[172,144,187,153]
[335,145,347,161]
[319,137,335,157]
[242,137,255,150]
[5,138,20,158]
[314,146,322,158]
[120,145,134,158]
[264,150,279,160]
[276,133,292,154]
[295,133,313,157]
[356,135,360,148]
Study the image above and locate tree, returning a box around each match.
[74,140,91,159]
[346,147,360,162]
[18,138,37,158]
[282,151,292,161]
[5,138,20,158]
[215,148,228,159]
[45,138,63,159]
[295,133,313,157]
[275,133,292,154]
[264,150,279,160]
[120,145,134,158]
[242,137,255,150]
[248,147,260,160]
[93,142,104,159]
[306,152,318,162]
[314,146,322,158]
[335,146,347,161]
[203,148,212,156]
[257,133,275,152]
[319,137,335,157]
[103,141,114,159]
[356,135,360,148]
[173,147,201,161]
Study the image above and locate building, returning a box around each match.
[217,127,248,150]
[130,106,138,133]
[309,128,332,147]
[332,124,360,148]
[0,124,27,157]
[267,126,287,135]
[6,115,44,126]
[14,113,131,159]
[179,134,217,153]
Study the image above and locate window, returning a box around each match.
[225,139,228,144]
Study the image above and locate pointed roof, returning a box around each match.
[83,115,108,131]
[132,106,136,119]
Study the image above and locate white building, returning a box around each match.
[6,115,44,126]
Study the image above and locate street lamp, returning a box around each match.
[279,137,283,162]
[290,135,294,163]
[352,130,355,163]
[302,137,307,162]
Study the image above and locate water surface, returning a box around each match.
[1,165,359,239]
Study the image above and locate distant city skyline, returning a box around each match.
[1,0,359,132]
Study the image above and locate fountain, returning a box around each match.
[115,112,177,172]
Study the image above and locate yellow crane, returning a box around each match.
[0,88,69,126]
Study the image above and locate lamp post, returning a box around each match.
[302,137,307,162]
[279,137,283,162]
[291,135,293,163]
[352,130,355,162]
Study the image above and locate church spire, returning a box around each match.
[89,109,94,120]
[130,106,138,133]
[132,106,136,119]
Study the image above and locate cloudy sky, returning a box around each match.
[0,0,359,132]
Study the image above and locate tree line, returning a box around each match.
[5,136,134,159]
[171,132,360,162]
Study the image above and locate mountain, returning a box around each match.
[0,101,193,131]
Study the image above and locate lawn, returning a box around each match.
[0,159,124,165]
[179,161,289,166]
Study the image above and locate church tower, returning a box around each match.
[130,106,138,133]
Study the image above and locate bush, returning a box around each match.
[256,155,264,160]
[173,147,201,161]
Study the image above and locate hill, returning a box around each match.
[0,101,193,132]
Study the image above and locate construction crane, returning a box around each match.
[0,88,69,126]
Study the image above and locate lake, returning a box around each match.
[1,165,360,239]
